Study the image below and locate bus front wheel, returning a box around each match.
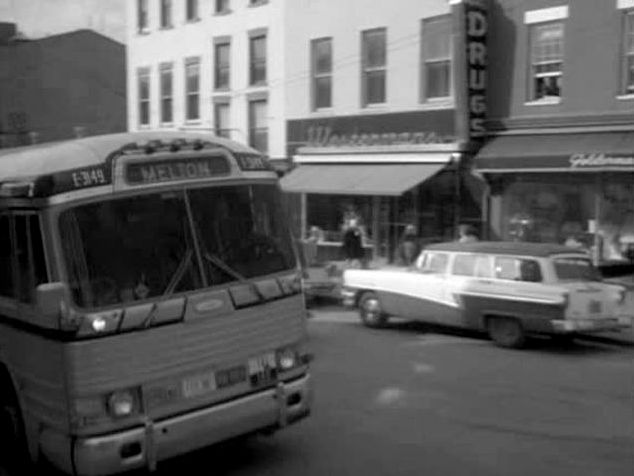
[0,375,28,475]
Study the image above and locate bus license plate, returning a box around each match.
[182,372,217,398]
[248,352,277,387]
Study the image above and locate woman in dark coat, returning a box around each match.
[341,218,365,267]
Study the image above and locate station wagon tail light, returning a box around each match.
[560,292,570,307]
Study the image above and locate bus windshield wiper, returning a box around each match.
[203,251,247,283]
[139,248,193,328]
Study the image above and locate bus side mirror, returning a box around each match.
[36,282,70,320]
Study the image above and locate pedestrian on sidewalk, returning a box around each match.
[341,217,366,269]
[396,224,421,266]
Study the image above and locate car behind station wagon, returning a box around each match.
[342,242,633,348]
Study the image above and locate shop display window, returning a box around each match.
[500,174,634,264]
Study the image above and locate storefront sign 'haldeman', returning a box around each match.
[126,156,231,185]
[569,153,634,168]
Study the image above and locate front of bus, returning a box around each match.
[38,134,312,475]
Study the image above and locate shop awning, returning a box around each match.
[475,132,634,173]
[279,163,447,196]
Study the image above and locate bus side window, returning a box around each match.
[0,215,15,298]
[14,215,48,303]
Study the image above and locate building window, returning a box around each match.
[186,0,199,21]
[361,28,386,106]
[311,37,332,110]
[185,57,200,121]
[249,33,267,85]
[137,0,149,33]
[529,22,564,101]
[137,67,150,126]
[421,16,452,100]
[214,41,231,90]
[160,0,173,28]
[248,99,268,154]
[160,63,173,124]
[214,102,231,138]
[215,0,230,14]
[623,10,634,94]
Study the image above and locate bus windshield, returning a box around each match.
[60,184,295,308]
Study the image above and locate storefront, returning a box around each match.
[280,110,484,264]
[476,131,634,272]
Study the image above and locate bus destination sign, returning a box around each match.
[126,156,231,185]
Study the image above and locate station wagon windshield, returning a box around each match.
[553,257,601,281]
[59,184,295,307]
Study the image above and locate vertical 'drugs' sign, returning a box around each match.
[464,0,488,138]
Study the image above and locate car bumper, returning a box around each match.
[551,317,631,333]
[340,288,356,308]
[40,374,312,476]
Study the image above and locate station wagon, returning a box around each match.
[341,242,632,348]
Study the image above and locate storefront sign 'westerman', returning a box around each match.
[464,0,488,137]
[126,156,230,185]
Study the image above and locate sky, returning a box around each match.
[0,0,126,43]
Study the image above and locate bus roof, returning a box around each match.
[0,131,259,180]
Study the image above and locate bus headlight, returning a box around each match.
[277,348,298,370]
[107,390,138,418]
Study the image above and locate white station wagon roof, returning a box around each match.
[425,241,586,257]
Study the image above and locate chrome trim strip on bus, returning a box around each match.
[40,373,312,476]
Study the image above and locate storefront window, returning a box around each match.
[598,175,634,262]
[499,173,634,264]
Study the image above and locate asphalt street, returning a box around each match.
[149,306,634,476]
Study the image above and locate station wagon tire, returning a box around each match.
[486,317,526,349]
[0,383,29,475]
[359,292,388,328]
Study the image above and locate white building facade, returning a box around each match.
[126,0,287,160]
[280,0,486,262]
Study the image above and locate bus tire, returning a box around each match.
[359,292,388,328]
[0,370,29,475]
[486,316,526,349]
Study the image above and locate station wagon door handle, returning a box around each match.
[477,279,493,285]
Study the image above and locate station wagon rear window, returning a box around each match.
[494,257,543,283]
[553,257,601,281]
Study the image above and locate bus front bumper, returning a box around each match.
[41,374,312,476]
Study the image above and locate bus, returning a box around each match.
[0,132,313,475]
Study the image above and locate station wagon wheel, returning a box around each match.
[486,317,526,349]
[359,292,388,328]
[0,384,28,474]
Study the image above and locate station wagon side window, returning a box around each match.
[420,252,449,274]
[451,254,491,277]
[494,256,543,283]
